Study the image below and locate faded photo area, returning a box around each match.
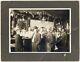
[9,8,71,53]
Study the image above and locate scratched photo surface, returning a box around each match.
[9,9,71,53]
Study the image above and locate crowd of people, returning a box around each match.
[10,10,70,52]
[11,22,69,52]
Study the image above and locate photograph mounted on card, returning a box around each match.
[1,1,79,61]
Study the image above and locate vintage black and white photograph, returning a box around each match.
[9,8,71,53]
